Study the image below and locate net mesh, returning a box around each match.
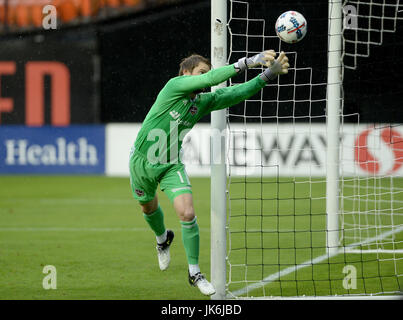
[225,0,403,298]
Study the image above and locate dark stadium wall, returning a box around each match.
[98,1,211,123]
[0,28,100,125]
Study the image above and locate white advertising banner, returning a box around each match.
[105,124,140,176]
[106,123,403,177]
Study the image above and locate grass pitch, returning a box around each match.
[0,176,402,299]
[0,176,213,300]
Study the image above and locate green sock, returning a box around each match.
[143,206,166,237]
[180,217,200,265]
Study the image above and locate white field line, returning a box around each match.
[0,227,147,232]
[0,227,211,232]
[229,224,403,298]
[344,249,403,254]
[0,198,134,205]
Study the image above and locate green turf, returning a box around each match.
[0,176,213,300]
[226,177,403,297]
[0,176,402,299]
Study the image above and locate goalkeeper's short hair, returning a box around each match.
[178,54,212,76]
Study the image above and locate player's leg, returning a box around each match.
[161,166,198,269]
[140,194,166,245]
[161,165,215,295]
[173,193,215,296]
[173,193,199,273]
[129,152,174,271]
[140,195,175,271]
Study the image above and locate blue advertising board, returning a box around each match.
[0,126,105,174]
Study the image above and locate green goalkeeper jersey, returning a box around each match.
[133,64,266,164]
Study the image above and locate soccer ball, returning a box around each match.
[275,11,307,44]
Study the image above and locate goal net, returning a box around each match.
[214,0,403,298]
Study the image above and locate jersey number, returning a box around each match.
[177,170,190,185]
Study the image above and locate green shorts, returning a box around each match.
[129,149,192,204]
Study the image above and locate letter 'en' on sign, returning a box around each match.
[25,62,70,126]
[0,62,17,123]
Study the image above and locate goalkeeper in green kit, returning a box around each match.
[129,50,289,295]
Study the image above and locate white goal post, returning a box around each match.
[326,0,343,257]
[210,0,403,299]
[210,0,228,300]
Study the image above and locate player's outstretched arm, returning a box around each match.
[198,52,290,115]
[165,50,280,96]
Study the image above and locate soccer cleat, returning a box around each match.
[156,230,174,271]
[188,272,216,296]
